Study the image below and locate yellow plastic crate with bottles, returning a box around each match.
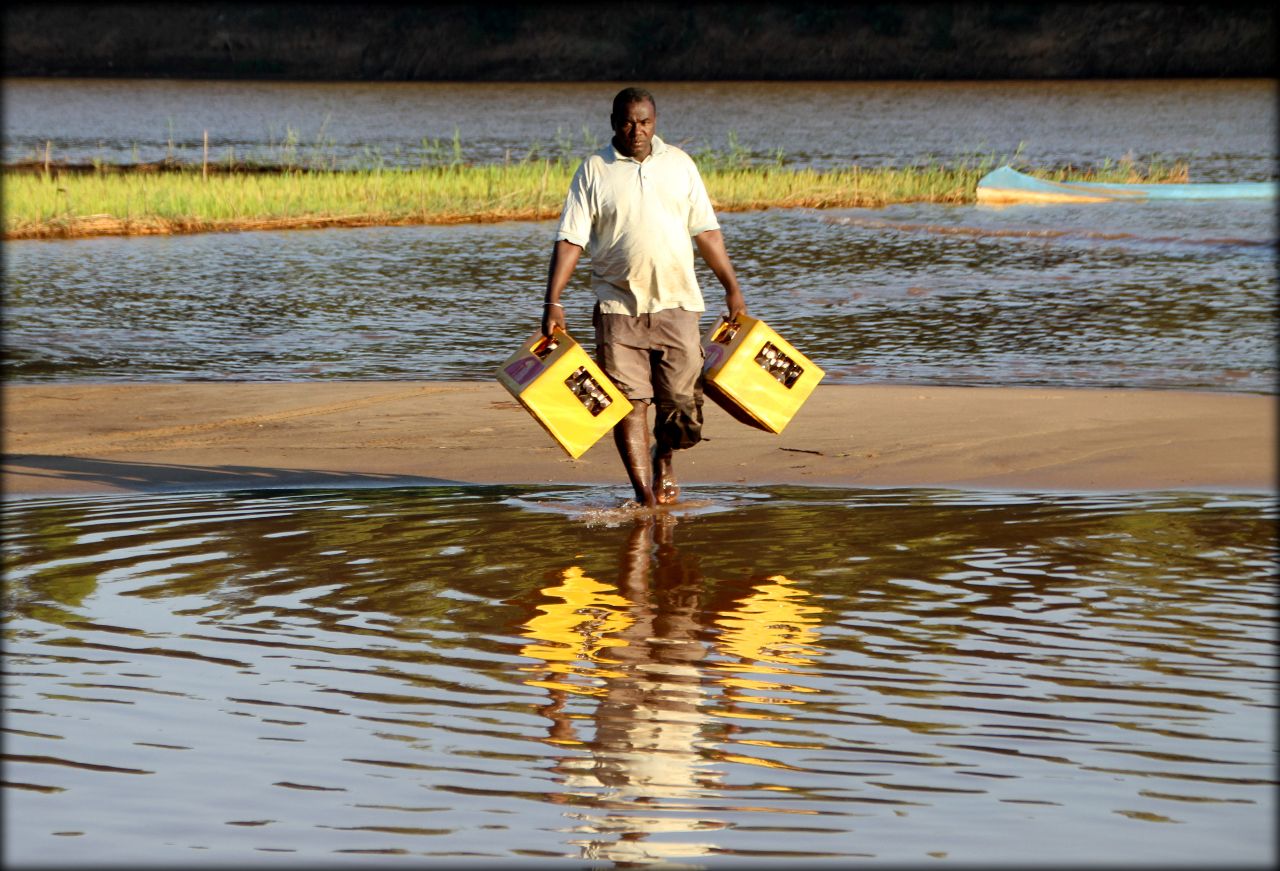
[496,328,633,459]
[701,314,824,434]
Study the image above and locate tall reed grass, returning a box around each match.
[2,137,1192,239]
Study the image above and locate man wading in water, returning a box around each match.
[541,87,748,507]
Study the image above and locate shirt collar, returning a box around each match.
[609,134,667,164]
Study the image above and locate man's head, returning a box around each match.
[610,87,656,162]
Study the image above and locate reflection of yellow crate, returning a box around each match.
[701,315,824,434]
[496,328,633,459]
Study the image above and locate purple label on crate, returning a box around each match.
[703,344,726,372]
[504,356,544,386]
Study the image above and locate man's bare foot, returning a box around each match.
[653,446,679,505]
[660,479,680,507]
[654,464,679,505]
[655,476,679,504]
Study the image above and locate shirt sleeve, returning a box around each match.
[555,159,592,249]
[686,160,720,237]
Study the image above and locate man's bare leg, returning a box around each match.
[614,402,657,507]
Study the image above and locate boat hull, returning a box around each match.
[976,165,1276,204]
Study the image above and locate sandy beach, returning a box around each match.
[3,381,1273,498]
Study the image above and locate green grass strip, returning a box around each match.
[2,159,1190,239]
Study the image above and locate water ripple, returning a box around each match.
[3,484,1275,865]
[4,199,1275,392]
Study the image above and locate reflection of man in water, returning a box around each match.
[522,516,721,863]
[581,516,716,801]
[518,517,827,864]
[541,87,749,507]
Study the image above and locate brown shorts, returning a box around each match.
[593,305,706,449]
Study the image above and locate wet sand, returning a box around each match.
[3,381,1274,497]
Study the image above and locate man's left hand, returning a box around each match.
[725,288,747,320]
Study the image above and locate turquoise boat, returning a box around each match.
[976,165,1277,204]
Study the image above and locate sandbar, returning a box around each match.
[3,381,1275,498]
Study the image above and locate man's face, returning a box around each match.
[611,99,656,161]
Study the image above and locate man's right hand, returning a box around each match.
[543,240,583,337]
[541,303,566,337]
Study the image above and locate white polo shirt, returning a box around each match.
[555,135,720,316]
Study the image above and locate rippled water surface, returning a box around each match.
[4,78,1275,179]
[5,200,1275,391]
[4,485,1276,867]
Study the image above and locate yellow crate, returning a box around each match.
[496,328,634,459]
[701,315,824,434]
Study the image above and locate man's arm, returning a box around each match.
[542,239,583,337]
[693,229,747,319]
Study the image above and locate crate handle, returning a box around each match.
[711,317,742,345]
[531,331,562,360]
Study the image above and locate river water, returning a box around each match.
[3,78,1276,179]
[4,485,1276,867]
[3,79,1276,392]
[3,79,1277,868]
[4,200,1275,392]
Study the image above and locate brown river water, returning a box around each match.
[3,485,1276,867]
[3,79,1277,868]
[5,200,1275,392]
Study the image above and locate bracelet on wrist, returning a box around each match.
[545,302,563,308]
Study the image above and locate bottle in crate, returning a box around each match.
[700,314,824,433]
[496,328,633,458]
